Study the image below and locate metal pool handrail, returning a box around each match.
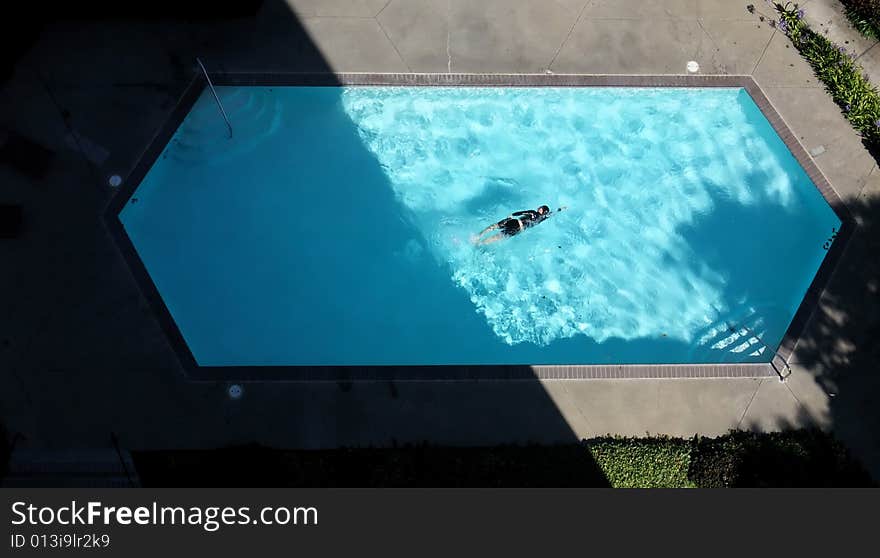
[710,303,791,380]
[725,319,792,380]
[195,57,233,139]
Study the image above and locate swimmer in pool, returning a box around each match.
[472,205,566,245]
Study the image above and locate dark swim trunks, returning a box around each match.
[500,218,522,236]
[496,217,522,236]
[498,210,544,236]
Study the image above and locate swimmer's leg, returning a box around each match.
[479,233,506,245]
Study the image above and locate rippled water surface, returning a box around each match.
[120,86,839,365]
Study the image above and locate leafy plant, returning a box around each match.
[588,430,872,488]
[688,430,873,487]
[589,436,695,488]
[840,0,880,40]
[132,430,875,488]
[773,2,880,147]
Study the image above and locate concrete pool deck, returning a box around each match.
[2,0,879,479]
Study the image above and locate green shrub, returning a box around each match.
[840,0,880,39]
[135,443,610,487]
[132,430,875,488]
[774,2,880,148]
[689,429,874,487]
[587,437,694,488]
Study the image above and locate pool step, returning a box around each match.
[689,307,770,363]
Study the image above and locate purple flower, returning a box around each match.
[874,119,880,128]
[779,19,789,33]
[838,45,847,53]
[797,9,805,19]
[846,104,851,112]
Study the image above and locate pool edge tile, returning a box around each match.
[107,72,848,383]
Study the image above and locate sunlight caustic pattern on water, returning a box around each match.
[341,87,834,353]
[120,85,839,366]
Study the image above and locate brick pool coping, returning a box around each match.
[105,73,854,382]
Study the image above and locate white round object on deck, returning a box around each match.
[686,61,700,73]
[228,384,244,400]
[109,175,122,187]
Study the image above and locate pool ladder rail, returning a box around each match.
[724,319,792,381]
[196,57,233,139]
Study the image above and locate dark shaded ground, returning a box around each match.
[741,2,880,478]
[787,193,880,476]
[0,16,41,86]
[41,1,264,20]
[132,430,874,487]
[0,2,264,85]
[0,131,54,181]
[0,0,611,486]
[1,0,879,486]
[135,444,610,487]
[794,197,880,372]
[743,2,880,472]
[689,429,874,487]
[0,421,10,481]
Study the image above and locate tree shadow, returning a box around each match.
[783,192,880,479]
[19,0,265,21]
[2,2,266,85]
[676,192,833,364]
[701,408,876,487]
[133,442,609,487]
[8,0,878,487]
[0,1,611,486]
[0,12,42,86]
[0,420,10,482]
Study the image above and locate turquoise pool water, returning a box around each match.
[120,86,840,366]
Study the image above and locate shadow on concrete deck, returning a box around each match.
[2,0,879,487]
[0,0,611,486]
[768,193,880,479]
[133,443,611,487]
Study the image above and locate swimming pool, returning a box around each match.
[112,75,844,377]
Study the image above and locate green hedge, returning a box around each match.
[688,430,871,487]
[591,430,872,488]
[133,429,875,488]
[134,444,610,487]
[589,437,694,488]
[840,0,880,40]
[774,2,880,147]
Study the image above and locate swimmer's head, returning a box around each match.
[538,205,550,215]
